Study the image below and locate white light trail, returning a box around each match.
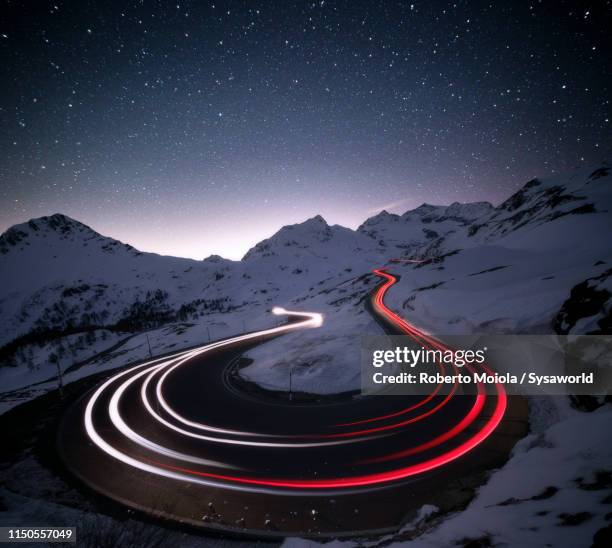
[83,307,377,493]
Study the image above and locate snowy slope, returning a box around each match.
[242,163,611,392]
[2,163,610,548]
[0,213,376,348]
[282,399,612,548]
[1,162,611,400]
[384,164,612,336]
[0,213,382,395]
[0,214,240,346]
[357,201,494,258]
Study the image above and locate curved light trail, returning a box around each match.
[76,267,507,496]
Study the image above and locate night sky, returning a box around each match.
[1,1,610,260]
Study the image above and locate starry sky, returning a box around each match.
[1,1,610,260]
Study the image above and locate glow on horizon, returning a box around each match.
[0,186,507,261]
[99,202,408,261]
[5,202,423,262]
[0,167,521,261]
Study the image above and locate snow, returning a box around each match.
[0,310,275,414]
[281,400,612,548]
[1,162,611,546]
[241,163,612,390]
[0,488,260,547]
[241,295,383,394]
[1,163,611,404]
[0,328,125,392]
[405,404,611,547]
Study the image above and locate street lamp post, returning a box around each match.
[146,333,153,359]
[55,358,64,400]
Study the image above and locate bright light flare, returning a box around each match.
[272,306,323,328]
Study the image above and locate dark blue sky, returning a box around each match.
[1,1,610,259]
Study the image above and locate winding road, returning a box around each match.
[57,268,528,538]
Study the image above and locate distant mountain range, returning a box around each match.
[1,162,610,397]
[0,183,496,350]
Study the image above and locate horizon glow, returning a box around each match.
[1,2,609,260]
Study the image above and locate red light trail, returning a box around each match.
[78,266,507,494]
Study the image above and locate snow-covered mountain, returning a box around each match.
[383,163,612,335]
[0,214,235,345]
[0,213,378,350]
[1,162,610,401]
[357,201,494,257]
[0,210,384,397]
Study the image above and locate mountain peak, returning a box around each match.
[444,201,494,219]
[26,213,91,234]
[374,209,400,220]
[0,213,143,261]
[303,214,328,226]
[47,212,76,222]
[403,203,445,217]
[0,213,93,255]
[358,209,400,230]
[203,254,230,264]
[242,214,338,261]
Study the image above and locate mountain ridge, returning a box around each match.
[1,162,610,397]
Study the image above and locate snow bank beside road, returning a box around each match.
[282,400,612,547]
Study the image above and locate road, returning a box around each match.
[57,268,528,538]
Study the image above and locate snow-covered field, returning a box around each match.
[242,163,612,392]
[282,398,612,548]
[0,163,610,546]
[1,163,610,406]
[0,311,274,414]
[1,163,610,402]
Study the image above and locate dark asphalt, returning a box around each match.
[57,276,529,538]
